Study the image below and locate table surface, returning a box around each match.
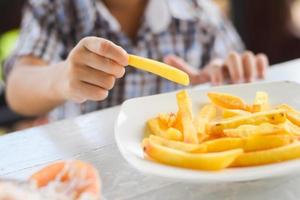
[1,59,300,199]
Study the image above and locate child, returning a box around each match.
[4,0,268,121]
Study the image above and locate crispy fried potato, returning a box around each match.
[196,104,217,134]
[203,135,291,152]
[223,125,257,137]
[147,118,183,141]
[197,134,211,143]
[147,118,166,137]
[232,142,300,167]
[277,104,300,127]
[143,138,243,170]
[128,54,190,86]
[252,91,270,112]
[242,135,292,152]
[173,112,183,132]
[165,128,183,141]
[223,123,286,137]
[207,92,251,111]
[157,112,182,132]
[143,90,300,171]
[203,137,243,152]
[158,113,177,128]
[222,109,250,118]
[149,135,206,153]
[282,120,300,136]
[207,110,286,135]
[176,91,198,144]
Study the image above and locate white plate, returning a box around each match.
[115,81,300,183]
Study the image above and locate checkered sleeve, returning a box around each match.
[3,0,65,80]
[210,17,245,60]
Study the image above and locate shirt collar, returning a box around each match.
[96,0,198,34]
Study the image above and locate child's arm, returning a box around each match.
[6,37,128,116]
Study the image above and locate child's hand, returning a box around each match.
[57,37,128,103]
[164,51,268,86]
[204,51,268,85]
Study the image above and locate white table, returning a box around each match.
[1,59,300,199]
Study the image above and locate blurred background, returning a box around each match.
[1,0,300,133]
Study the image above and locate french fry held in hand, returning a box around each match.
[128,54,190,86]
[208,109,286,136]
[142,89,300,171]
[143,138,243,170]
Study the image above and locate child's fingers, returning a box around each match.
[242,51,257,82]
[256,53,269,79]
[163,54,199,77]
[225,51,244,84]
[81,37,129,66]
[164,54,208,85]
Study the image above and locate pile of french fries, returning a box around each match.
[142,90,300,171]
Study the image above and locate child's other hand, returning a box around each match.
[164,51,268,86]
[204,51,268,85]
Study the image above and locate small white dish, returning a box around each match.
[115,81,300,183]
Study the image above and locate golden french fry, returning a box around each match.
[277,104,300,127]
[197,133,211,143]
[223,123,286,137]
[149,135,206,153]
[252,91,270,112]
[147,118,166,137]
[222,109,250,118]
[158,113,177,128]
[143,90,300,171]
[147,118,183,141]
[176,91,199,144]
[232,142,300,167]
[196,104,217,134]
[242,135,292,152]
[143,138,243,170]
[128,54,190,86]
[207,109,286,135]
[173,112,183,132]
[165,128,183,141]
[203,137,244,152]
[203,135,291,153]
[224,125,257,137]
[282,120,300,136]
[207,92,251,111]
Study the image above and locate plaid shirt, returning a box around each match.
[4,0,243,121]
